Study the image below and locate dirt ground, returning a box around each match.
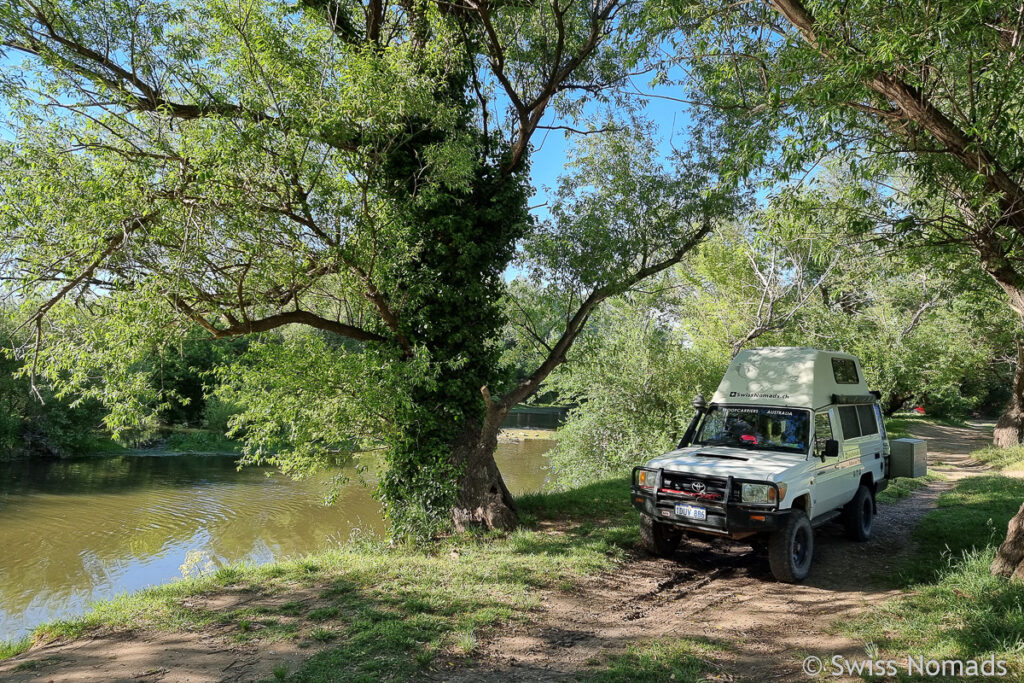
[0,422,994,682]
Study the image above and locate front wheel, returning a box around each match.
[843,484,874,542]
[768,510,814,582]
[640,514,682,558]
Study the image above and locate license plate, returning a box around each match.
[675,504,706,521]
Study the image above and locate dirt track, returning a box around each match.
[0,422,994,682]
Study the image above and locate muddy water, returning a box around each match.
[0,438,553,641]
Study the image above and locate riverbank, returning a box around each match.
[1,479,703,681]
[4,420,1023,681]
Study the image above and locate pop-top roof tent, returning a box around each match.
[711,347,873,411]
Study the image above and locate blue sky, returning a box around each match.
[525,74,696,224]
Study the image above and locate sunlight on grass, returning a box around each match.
[884,413,969,440]
[971,445,1024,471]
[876,473,944,504]
[0,638,31,661]
[581,638,722,682]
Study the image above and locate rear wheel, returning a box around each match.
[640,514,682,558]
[843,484,874,542]
[768,510,814,582]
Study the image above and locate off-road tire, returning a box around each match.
[768,509,814,582]
[843,484,874,542]
[639,514,682,558]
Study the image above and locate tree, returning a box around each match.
[0,0,739,534]
[671,0,1024,437]
[669,0,1024,578]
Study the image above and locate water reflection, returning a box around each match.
[0,438,552,641]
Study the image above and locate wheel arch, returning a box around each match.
[789,492,812,516]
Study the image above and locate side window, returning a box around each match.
[857,404,879,436]
[838,406,861,439]
[832,358,860,384]
[873,404,888,441]
[814,411,834,454]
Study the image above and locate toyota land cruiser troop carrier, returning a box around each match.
[631,347,925,582]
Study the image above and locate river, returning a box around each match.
[0,438,553,642]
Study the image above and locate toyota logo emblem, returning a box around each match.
[691,481,706,493]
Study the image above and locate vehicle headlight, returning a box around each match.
[741,483,771,503]
[741,482,786,504]
[637,469,657,490]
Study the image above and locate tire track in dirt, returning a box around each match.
[432,422,993,682]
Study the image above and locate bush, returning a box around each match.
[544,295,729,487]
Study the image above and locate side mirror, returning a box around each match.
[823,439,840,460]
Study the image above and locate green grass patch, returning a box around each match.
[971,445,1024,471]
[0,638,31,661]
[581,638,722,682]
[5,477,642,680]
[876,474,944,504]
[901,475,1024,585]
[842,474,1024,679]
[844,548,1024,680]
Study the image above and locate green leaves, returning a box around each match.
[545,290,730,486]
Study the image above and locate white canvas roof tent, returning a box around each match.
[711,347,876,411]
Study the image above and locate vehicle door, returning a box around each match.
[835,405,877,502]
[811,409,846,515]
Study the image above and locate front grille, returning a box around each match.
[658,473,728,502]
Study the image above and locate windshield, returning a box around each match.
[696,406,809,453]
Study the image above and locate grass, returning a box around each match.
[581,638,722,682]
[876,473,944,504]
[842,474,1024,679]
[904,475,1024,584]
[970,445,1024,471]
[3,477,651,681]
[0,639,31,660]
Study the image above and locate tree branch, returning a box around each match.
[172,300,389,343]
[491,224,712,414]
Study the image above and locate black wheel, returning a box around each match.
[843,484,874,542]
[640,514,682,558]
[768,510,814,582]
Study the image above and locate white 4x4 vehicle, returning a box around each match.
[631,347,919,582]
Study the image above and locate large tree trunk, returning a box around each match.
[993,340,1024,447]
[991,340,1024,580]
[450,416,518,532]
[884,392,910,416]
[992,502,1024,581]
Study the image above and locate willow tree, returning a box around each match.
[0,0,737,533]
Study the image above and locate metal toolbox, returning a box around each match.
[889,438,928,478]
